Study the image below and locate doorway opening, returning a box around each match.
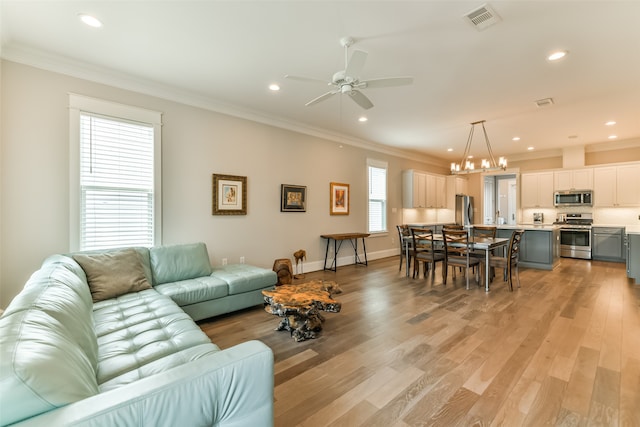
[483,174,517,225]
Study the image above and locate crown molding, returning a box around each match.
[2,45,441,166]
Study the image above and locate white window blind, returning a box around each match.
[79,113,155,250]
[368,160,387,233]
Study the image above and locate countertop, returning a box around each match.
[625,225,640,235]
[474,223,559,231]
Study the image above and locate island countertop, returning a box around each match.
[625,225,640,235]
[473,223,559,231]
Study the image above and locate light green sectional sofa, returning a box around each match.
[0,242,277,426]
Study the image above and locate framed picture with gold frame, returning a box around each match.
[281,184,307,212]
[329,182,349,215]
[212,174,247,215]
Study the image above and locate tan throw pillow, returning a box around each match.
[73,248,152,303]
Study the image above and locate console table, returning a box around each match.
[320,233,370,271]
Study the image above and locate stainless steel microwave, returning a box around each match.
[554,190,593,207]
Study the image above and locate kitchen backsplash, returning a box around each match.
[522,207,640,225]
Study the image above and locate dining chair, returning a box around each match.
[410,227,445,280]
[489,229,524,291]
[471,225,497,278]
[442,224,465,275]
[442,228,482,289]
[442,224,464,231]
[471,225,496,238]
[397,225,412,272]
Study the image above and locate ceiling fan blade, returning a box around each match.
[285,74,330,84]
[348,90,374,110]
[305,90,338,107]
[359,77,414,89]
[345,50,367,78]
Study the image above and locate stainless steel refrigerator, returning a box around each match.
[455,195,474,226]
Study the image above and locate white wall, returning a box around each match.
[0,60,442,308]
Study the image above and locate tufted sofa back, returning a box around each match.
[0,255,100,426]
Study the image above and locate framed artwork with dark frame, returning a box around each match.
[212,174,247,215]
[329,182,349,215]
[281,184,307,212]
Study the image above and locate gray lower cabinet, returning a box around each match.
[592,227,625,262]
[497,228,559,270]
[627,233,640,284]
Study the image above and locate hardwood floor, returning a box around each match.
[198,256,640,426]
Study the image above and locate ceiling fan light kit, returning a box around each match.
[451,120,507,175]
[286,36,414,110]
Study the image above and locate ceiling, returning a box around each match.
[2,1,640,165]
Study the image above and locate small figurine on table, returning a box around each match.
[293,249,306,279]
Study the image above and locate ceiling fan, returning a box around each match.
[285,36,414,110]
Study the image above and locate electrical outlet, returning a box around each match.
[222,258,228,266]
[240,256,245,264]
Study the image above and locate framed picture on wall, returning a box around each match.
[212,174,247,215]
[329,182,349,215]
[281,184,307,212]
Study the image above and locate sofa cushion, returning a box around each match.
[154,276,229,306]
[211,264,277,295]
[150,242,212,285]
[66,247,154,288]
[73,248,152,302]
[0,260,99,426]
[92,289,219,390]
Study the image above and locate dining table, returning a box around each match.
[403,232,510,292]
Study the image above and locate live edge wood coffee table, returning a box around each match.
[262,280,342,342]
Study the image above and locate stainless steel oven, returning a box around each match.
[555,213,593,259]
[559,227,591,259]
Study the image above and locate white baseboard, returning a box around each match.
[295,249,398,274]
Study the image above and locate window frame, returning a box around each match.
[367,158,388,234]
[69,94,162,251]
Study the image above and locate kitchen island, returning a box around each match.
[493,224,560,271]
[408,223,560,271]
[625,225,640,284]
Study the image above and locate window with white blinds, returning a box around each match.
[368,159,388,233]
[69,94,162,251]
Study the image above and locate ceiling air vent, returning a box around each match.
[535,97,554,108]
[464,3,502,31]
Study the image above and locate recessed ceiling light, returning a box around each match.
[447,148,453,152]
[605,121,616,126]
[78,13,102,28]
[512,137,521,141]
[467,155,474,159]
[358,116,368,122]
[527,146,535,151]
[547,50,568,61]
[268,84,280,91]
[608,135,617,139]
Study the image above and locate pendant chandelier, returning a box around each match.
[450,120,507,174]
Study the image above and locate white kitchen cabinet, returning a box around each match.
[403,170,447,208]
[593,167,616,206]
[616,164,640,206]
[403,170,426,208]
[554,168,593,191]
[521,172,554,208]
[426,174,446,208]
[425,173,437,207]
[446,175,468,209]
[594,164,640,207]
